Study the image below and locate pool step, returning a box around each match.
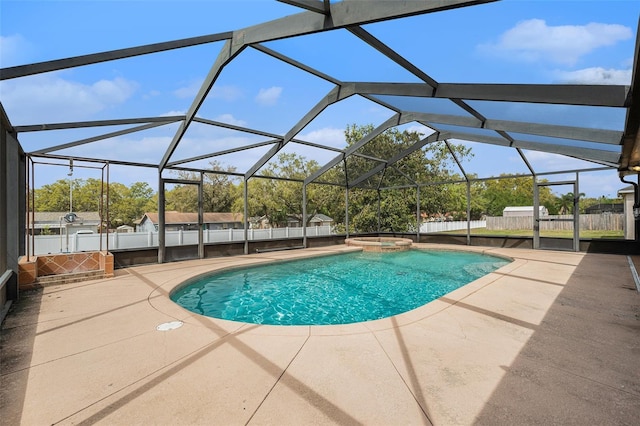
[36,270,105,286]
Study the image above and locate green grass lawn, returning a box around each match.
[438,228,624,239]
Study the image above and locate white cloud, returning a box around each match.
[0,34,34,67]
[56,134,171,165]
[143,89,161,100]
[171,134,255,159]
[173,80,202,99]
[554,67,632,85]
[214,113,247,127]
[173,80,242,101]
[521,150,599,172]
[255,86,282,106]
[0,74,137,124]
[479,19,632,65]
[298,127,345,148]
[522,150,568,163]
[211,85,243,101]
[91,78,135,104]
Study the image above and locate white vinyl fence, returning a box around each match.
[29,225,334,255]
[420,220,486,233]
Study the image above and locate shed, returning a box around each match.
[116,225,134,233]
[503,206,548,217]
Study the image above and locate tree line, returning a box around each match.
[32,124,620,231]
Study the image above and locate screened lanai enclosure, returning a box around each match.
[1,0,640,300]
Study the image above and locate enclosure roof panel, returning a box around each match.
[1,0,638,184]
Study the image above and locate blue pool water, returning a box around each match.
[171,250,510,326]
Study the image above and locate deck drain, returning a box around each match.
[156,321,183,331]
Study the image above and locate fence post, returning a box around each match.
[148,231,153,247]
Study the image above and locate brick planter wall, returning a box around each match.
[18,251,114,289]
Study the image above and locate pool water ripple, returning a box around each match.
[171,250,510,325]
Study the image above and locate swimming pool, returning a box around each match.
[171,250,510,325]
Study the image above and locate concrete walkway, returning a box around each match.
[1,244,639,425]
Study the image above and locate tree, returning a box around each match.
[233,153,322,227]
[236,124,477,232]
[339,124,473,231]
[35,179,77,212]
[109,182,156,227]
[34,179,156,227]
[435,181,486,221]
[478,175,556,216]
[555,192,585,215]
[167,161,240,213]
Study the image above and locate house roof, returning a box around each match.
[310,214,334,222]
[286,214,334,222]
[31,211,101,223]
[503,206,546,212]
[141,212,243,225]
[618,185,635,194]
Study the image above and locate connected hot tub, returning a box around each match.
[344,237,413,252]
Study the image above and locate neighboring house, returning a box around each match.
[136,211,243,232]
[502,206,548,217]
[618,185,636,240]
[286,214,334,228]
[249,214,334,229]
[27,211,101,235]
[249,215,270,229]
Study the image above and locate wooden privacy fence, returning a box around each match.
[487,214,623,231]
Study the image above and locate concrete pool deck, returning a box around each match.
[1,244,639,425]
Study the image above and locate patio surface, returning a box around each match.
[1,244,639,425]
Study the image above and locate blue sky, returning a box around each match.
[1,0,638,198]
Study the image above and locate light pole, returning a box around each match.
[68,159,73,213]
[66,159,73,252]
